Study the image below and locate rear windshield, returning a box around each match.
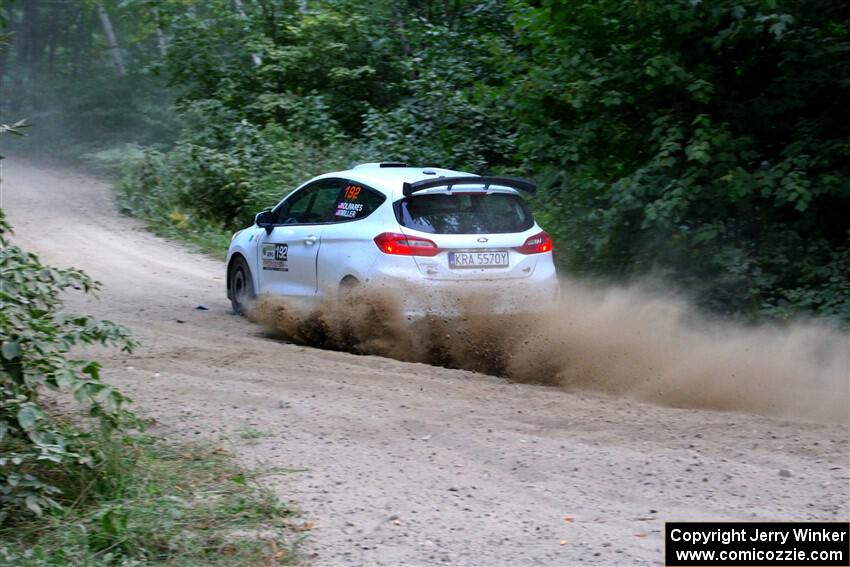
[396,193,534,234]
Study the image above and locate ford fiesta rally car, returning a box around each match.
[226,162,559,317]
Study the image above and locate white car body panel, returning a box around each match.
[226,164,560,317]
[256,224,322,298]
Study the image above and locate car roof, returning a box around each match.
[313,163,519,201]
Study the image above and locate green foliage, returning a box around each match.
[0,2,9,44]
[165,0,403,135]
[361,6,517,171]
[3,0,848,322]
[506,0,850,320]
[0,435,300,566]
[0,210,296,562]
[80,143,148,174]
[0,210,137,521]
[117,110,355,255]
[119,0,518,255]
[0,0,177,159]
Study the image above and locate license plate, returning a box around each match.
[448,250,509,269]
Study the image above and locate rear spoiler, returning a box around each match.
[401,176,537,197]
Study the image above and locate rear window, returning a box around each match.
[396,193,535,234]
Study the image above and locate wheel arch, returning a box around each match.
[226,252,251,300]
[336,274,362,299]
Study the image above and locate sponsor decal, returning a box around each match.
[262,243,288,271]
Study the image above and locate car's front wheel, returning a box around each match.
[229,255,255,315]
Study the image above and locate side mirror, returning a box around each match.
[255,210,274,235]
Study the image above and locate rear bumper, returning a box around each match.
[364,255,559,319]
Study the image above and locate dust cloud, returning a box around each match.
[249,281,849,423]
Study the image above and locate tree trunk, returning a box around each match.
[45,1,59,74]
[0,5,12,100]
[96,3,126,75]
[152,7,167,58]
[22,0,39,67]
[392,1,412,58]
[71,8,86,76]
[233,0,261,66]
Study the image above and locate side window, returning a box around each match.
[310,181,345,221]
[332,181,386,221]
[277,188,315,224]
[274,180,344,224]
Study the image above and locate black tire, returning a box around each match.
[229,255,255,315]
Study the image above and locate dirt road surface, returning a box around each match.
[2,158,848,566]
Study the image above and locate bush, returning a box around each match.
[505,0,850,320]
[0,210,136,521]
[117,108,356,255]
[0,435,300,566]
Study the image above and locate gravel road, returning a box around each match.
[2,158,848,566]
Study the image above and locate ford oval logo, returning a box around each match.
[477,237,489,243]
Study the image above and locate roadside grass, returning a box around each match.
[0,433,301,566]
[239,428,275,441]
[142,215,232,258]
[80,146,233,259]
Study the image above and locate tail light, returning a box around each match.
[514,231,553,254]
[374,232,440,256]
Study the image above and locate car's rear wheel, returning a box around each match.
[229,256,255,315]
[338,276,361,305]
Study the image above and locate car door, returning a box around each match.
[257,179,343,299]
[315,180,389,296]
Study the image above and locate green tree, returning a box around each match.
[4,0,848,323]
[361,0,518,171]
[506,0,850,319]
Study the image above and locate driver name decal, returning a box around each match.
[335,201,364,218]
[262,243,288,271]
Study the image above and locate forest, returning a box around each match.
[2,0,848,323]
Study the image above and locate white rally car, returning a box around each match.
[226,163,559,317]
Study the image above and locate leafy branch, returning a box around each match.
[0,209,138,521]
